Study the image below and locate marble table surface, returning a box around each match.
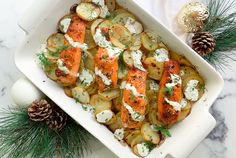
[0,0,235,157]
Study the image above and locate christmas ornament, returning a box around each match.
[11,77,45,107]
[46,107,68,131]
[192,32,216,56]
[177,2,209,33]
[28,99,53,122]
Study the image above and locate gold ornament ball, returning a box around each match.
[177,2,209,33]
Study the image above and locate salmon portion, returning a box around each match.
[56,15,86,86]
[95,47,118,92]
[121,68,147,129]
[157,60,182,125]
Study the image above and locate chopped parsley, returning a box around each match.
[144,142,156,151]
[37,53,51,67]
[118,52,126,72]
[152,125,171,137]
[164,86,173,96]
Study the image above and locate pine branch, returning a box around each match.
[0,107,92,158]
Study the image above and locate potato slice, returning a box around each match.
[88,48,98,57]
[123,50,133,68]
[105,0,116,12]
[144,57,164,81]
[125,130,141,146]
[47,33,66,53]
[90,94,112,114]
[109,24,132,49]
[86,83,98,95]
[170,51,193,67]
[72,86,90,104]
[76,69,96,89]
[112,12,136,25]
[44,62,58,81]
[108,112,123,132]
[83,51,95,71]
[132,145,141,157]
[130,134,146,148]
[141,122,161,144]
[64,87,73,98]
[178,108,191,122]
[97,20,113,31]
[91,19,104,37]
[98,88,120,101]
[180,66,198,81]
[118,65,128,80]
[58,15,72,33]
[112,91,123,112]
[130,34,142,51]
[76,2,100,21]
[141,31,160,51]
[148,109,163,126]
[85,29,96,49]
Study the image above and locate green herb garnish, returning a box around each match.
[37,53,51,67]
[164,86,173,96]
[153,125,171,137]
[144,142,156,151]
[118,52,126,72]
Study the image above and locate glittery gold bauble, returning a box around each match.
[177,2,209,33]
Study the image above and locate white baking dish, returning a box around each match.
[15,0,224,157]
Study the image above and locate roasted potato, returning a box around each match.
[112,12,136,25]
[47,33,66,53]
[86,83,98,95]
[141,122,161,144]
[141,30,160,51]
[105,0,116,12]
[180,66,198,81]
[170,51,193,67]
[98,88,120,101]
[64,87,73,98]
[90,94,112,114]
[123,50,133,68]
[130,134,146,148]
[125,130,141,146]
[144,57,164,80]
[72,86,90,104]
[130,34,142,51]
[83,51,95,71]
[76,2,100,21]
[90,19,104,37]
[58,15,72,33]
[85,29,96,49]
[108,112,123,132]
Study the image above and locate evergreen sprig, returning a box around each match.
[202,0,236,70]
[0,107,92,158]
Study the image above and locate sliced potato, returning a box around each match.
[97,20,113,30]
[124,18,143,34]
[144,57,164,81]
[123,50,133,68]
[91,19,104,37]
[98,88,120,101]
[76,2,101,21]
[178,108,191,122]
[141,30,160,51]
[47,33,66,53]
[112,91,123,112]
[44,62,58,81]
[64,87,73,98]
[118,65,128,80]
[148,109,163,126]
[83,51,95,71]
[125,130,141,145]
[90,94,112,114]
[109,24,132,49]
[58,15,72,33]
[105,0,116,12]
[181,98,193,111]
[170,51,193,67]
[146,80,159,101]
[108,112,123,132]
[86,83,98,95]
[72,86,90,104]
[85,29,96,49]
[88,48,98,57]
[132,144,141,157]
[130,34,142,51]
[112,12,136,25]
[180,66,198,81]
[130,134,146,148]
[141,122,161,144]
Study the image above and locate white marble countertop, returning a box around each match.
[0,0,235,158]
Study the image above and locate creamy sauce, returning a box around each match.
[79,69,94,86]
[92,0,110,18]
[184,80,199,101]
[125,83,144,97]
[149,80,159,91]
[95,67,112,86]
[60,18,71,33]
[165,98,181,111]
[136,143,150,157]
[180,98,188,109]
[131,50,146,71]
[94,29,122,57]
[125,17,143,34]
[123,101,145,122]
[114,128,124,141]
[64,34,88,53]
[120,81,127,89]
[96,110,113,123]
[154,48,169,62]
[57,59,69,74]
[82,104,95,113]
[165,74,182,88]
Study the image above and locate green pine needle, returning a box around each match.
[202,0,236,71]
[0,107,92,158]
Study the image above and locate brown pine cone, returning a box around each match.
[28,99,53,122]
[46,107,68,131]
[192,32,216,56]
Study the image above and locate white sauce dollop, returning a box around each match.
[79,69,94,86]
[123,101,145,122]
[94,29,122,57]
[149,80,159,91]
[57,59,69,74]
[180,98,188,109]
[95,67,112,86]
[125,17,143,34]
[125,83,144,97]
[184,80,199,101]
[92,0,110,18]
[137,143,150,157]
[82,104,95,113]
[64,34,88,53]
[165,98,181,111]
[131,50,146,71]
[96,110,113,123]
[154,48,169,62]
[165,74,182,88]
[114,128,124,141]
[60,18,71,33]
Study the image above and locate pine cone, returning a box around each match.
[28,99,53,122]
[46,107,68,131]
[192,32,216,56]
